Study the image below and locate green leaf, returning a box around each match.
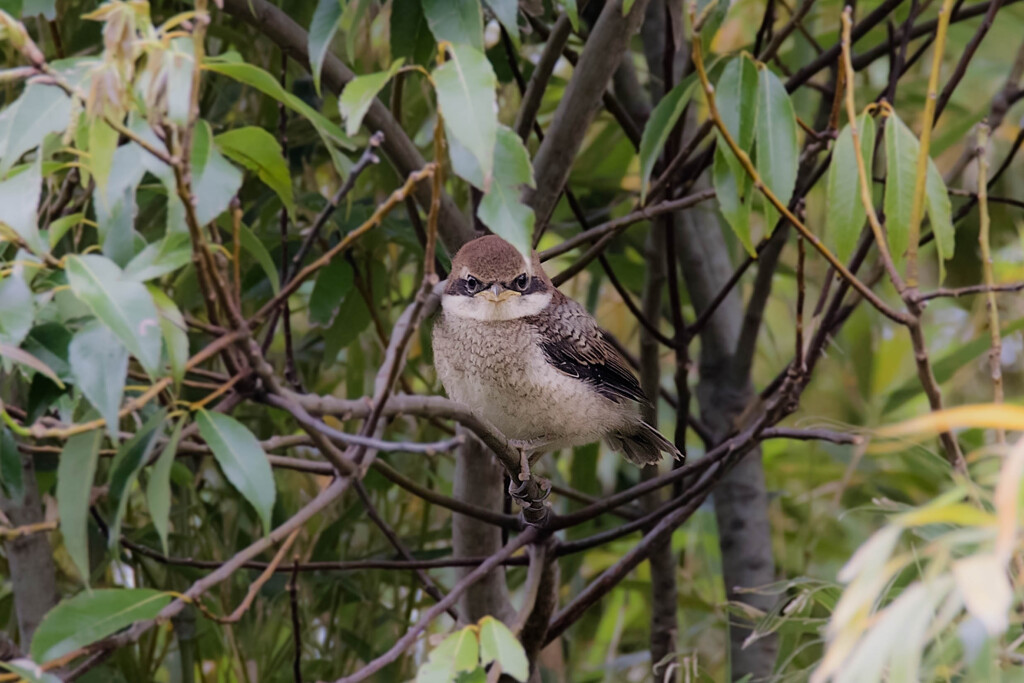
[65,254,163,378]
[147,418,183,555]
[123,233,191,282]
[435,43,498,188]
[485,0,519,44]
[422,0,484,51]
[204,57,355,173]
[696,0,730,53]
[107,410,165,546]
[69,322,127,440]
[88,118,117,195]
[0,82,72,178]
[0,271,35,347]
[391,0,436,66]
[48,212,83,249]
[31,589,173,662]
[0,658,62,683]
[339,59,405,137]
[164,38,194,127]
[56,429,103,584]
[193,144,243,226]
[417,627,481,683]
[477,126,536,257]
[309,0,343,96]
[216,126,294,217]
[884,113,917,265]
[0,342,64,388]
[479,616,528,681]
[638,73,697,202]
[238,221,280,294]
[151,289,188,388]
[0,427,24,503]
[0,156,46,253]
[323,291,371,360]
[93,142,145,267]
[310,258,355,326]
[826,114,876,263]
[926,159,955,282]
[754,65,799,234]
[196,410,276,533]
[713,138,754,256]
[560,0,579,31]
[717,54,758,156]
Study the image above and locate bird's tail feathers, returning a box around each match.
[607,422,684,466]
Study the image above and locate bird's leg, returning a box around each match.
[506,440,552,515]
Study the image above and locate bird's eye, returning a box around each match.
[464,276,481,293]
[513,274,529,292]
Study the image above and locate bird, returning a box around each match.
[432,235,683,481]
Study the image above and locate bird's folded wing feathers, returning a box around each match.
[529,292,648,404]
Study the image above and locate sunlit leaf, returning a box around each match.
[435,43,498,188]
[56,429,103,584]
[0,156,46,253]
[196,410,276,532]
[884,113,917,265]
[68,322,127,439]
[485,0,519,44]
[0,271,35,348]
[216,126,295,217]
[422,0,484,51]
[65,254,162,378]
[150,289,188,387]
[417,627,480,683]
[0,82,72,178]
[0,343,64,388]
[339,59,405,137]
[754,66,799,233]
[31,589,173,662]
[878,404,1024,436]
[193,144,243,226]
[479,616,528,681]
[953,554,1011,636]
[826,114,875,263]
[477,126,535,256]
[87,118,117,195]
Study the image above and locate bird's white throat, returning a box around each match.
[442,292,552,321]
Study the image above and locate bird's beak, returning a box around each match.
[476,284,521,303]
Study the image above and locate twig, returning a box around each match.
[288,559,303,683]
[976,123,1005,444]
[917,282,1024,300]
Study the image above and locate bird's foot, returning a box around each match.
[508,474,551,506]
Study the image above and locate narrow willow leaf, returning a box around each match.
[713,139,755,256]
[193,144,243,226]
[559,0,579,31]
[150,289,188,387]
[479,616,529,681]
[422,0,484,51]
[0,82,71,178]
[93,143,145,267]
[637,73,697,202]
[434,43,498,188]
[339,59,405,137]
[56,429,103,584]
[68,322,127,439]
[31,589,173,662]
[107,410,165,547]
[926,159,955,282]
[0,155,46,253]
[123,233,191,282]
[310,258,355,327]
[754,66,799,234]
[826,114,876,263]
[0,271,34,347]
[697,0,730,53]
[216,126,295,217]
[48,212,83,249]
[237,221,280,293]
[147,418,183,555]
[196,410,276,533]
[0,428,24,503]
[87,118,117,196]
[477,126,535,256]
[717,55,758,153]
[884,114,917,265]
[65,254,163,378]
[391,0,435,66]
[0,343,64,387]
[309,0,343,96]
[485,0,519,43]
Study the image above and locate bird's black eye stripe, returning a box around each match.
[453,275,482,296]
[520,276,544,294]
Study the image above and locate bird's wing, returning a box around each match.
[529,291,648,404]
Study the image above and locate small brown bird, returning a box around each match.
[432,235,682,472]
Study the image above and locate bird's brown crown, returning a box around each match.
[450,235,532,282]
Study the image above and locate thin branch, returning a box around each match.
[976,124,1005,444]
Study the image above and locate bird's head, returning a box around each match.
[442,235,553,321]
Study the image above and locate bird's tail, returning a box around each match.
[607,422,685,466]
